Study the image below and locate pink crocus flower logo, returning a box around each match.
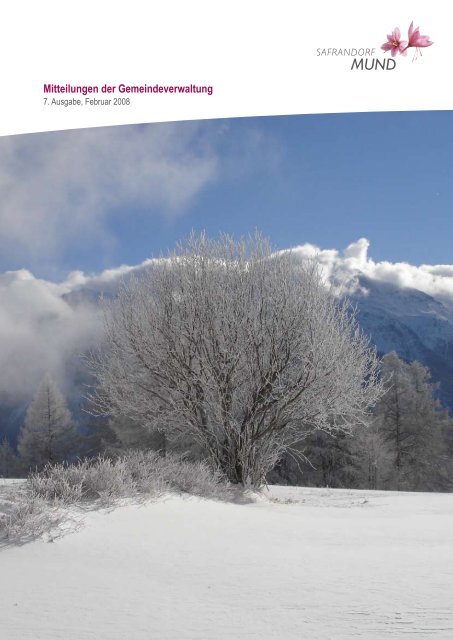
[382,21,433,60]
[381,27,407,57]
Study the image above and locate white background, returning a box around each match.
[0,0,450,136]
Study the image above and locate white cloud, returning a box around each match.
[0,270,101,402]
[288,238,453,301]
[0,257,165,401]
[0,123,218,259]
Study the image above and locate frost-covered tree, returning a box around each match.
[17,374,77,470]
[351,422,393,490]
[374,353,451,491]
[274,354,452,491]
[87,232,383,487]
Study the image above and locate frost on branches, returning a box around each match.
[87,233,383,487]
[373,353,452,491]
[17,374,77,470]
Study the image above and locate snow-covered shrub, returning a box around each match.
[152,453,232,500]
[27,451,231,505]
[28,466,86,503]
[28,455,148,503]
[1,494,62,541]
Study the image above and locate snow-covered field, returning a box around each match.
[1,483,453,639]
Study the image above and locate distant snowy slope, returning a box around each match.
[352,277,453,407]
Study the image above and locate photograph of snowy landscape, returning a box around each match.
[1,112,453,639]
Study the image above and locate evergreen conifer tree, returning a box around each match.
[17,374,77,470]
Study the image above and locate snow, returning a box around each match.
[1,484,453,639]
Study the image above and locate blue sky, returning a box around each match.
[1,111,452,279]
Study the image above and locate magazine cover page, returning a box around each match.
[1,1,452,638]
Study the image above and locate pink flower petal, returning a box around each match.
[408,21,414,39]
[417,37,433,47]
[412,28,421,42]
